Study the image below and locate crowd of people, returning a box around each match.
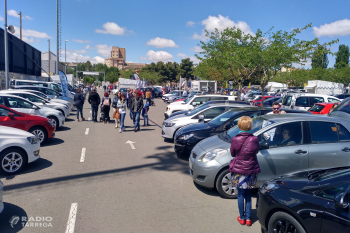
[73,87,153,133]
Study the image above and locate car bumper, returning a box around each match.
[47,124,56,139]
[257,192,271,232]
[26,141,41,163]
[161,125,176,139]
[189,145,222,188]
[174,138,195,153]
[164,113,170,120]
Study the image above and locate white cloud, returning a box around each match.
[73,39,91,43]
[84,45,90,49]
[176,53,200,64]
[192,14,254,41]
[140,50,174,62]
[91,56,105,64]
[8,10,32,19]
[95,22,130,35]
[59,51,105,64]
[71,49,88,54]
[186,21,195,27]
[14,26,52,39]
[22,37,39,44]
[0,16,3,21]
[94,44,112,57]
[146,37,178,48]
[190,46,204,53]
[313,19,350,37]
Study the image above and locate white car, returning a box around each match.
[282,93,341,111]
[0,90,70,118]
[162,103,248,139]
[0,125,40,175]
[0,94,65,129]
[164,94,237,119]
[162,91,183,100]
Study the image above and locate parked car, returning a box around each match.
[175,107,311,154]
[190,113,350,198]
[0,90,70,118]
[333,93,350,100]
[257,166,350,233]
[282,93,341,111]
[164,94,237,119]
[244,91,262,102]
[252,96,275,106]
[0,104,56,144]
[162,103,248,139]
[259,97,282,107]
[308,103,336,115]
[0,180,3,213]
[0,94,65,129]
[0,125,40,174]
[162,90,183,100]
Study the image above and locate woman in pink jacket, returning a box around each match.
[229,116,260,226]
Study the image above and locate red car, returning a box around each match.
[308,103,335,115]
[174,98,185,102]
[252,96,275,106]
[0,104,55,144]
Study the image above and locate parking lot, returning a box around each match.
[0,88,260,233]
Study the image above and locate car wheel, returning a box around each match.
[48,116,59,129]
[29,126,48,145]
[0,148,27,175]
[215,168,237,199]
[268,211,306,233]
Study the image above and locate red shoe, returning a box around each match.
[237,217,246,225]
[246,220,252,226]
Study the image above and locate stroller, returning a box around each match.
[99,106,105,122]
[149,97,155,106]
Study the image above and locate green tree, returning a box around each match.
[311,45,329,69]
[335,44,350,69]
[178,58,194,80]
[106,66,120,84]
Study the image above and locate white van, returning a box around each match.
[282,93,341,110]
[164,94,237,119]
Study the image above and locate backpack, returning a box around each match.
[103,98,110,106]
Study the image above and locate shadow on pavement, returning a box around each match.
[0,202,28,232]
[56,126,71,131]
[0,158,52,180]
[193,182,220,197]
[64,118,75,122]
[163,138,174,143]
[41,138,64,147]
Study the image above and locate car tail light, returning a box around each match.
[291,105,294,109]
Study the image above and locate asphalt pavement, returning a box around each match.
[0,88,260,233]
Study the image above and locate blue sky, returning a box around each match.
[1,0,350,67]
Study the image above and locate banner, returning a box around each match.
[134,73,142,88]
[58,70,70,101]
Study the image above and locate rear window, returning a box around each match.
[309,104,325,113]
[282,95,292,106]
[295,97,308,107]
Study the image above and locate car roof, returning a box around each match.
[11,85,52,89]
[314,102,334,106]
[258,112,344,123]
[205,103,253,108]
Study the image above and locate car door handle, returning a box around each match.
[295,150,308,154]
[342,147,350,152]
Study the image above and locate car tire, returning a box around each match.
[215,168,237,199]
[48,116,59,129]
[0,148,27,175]
[267,211,306,233]
[29,126,48,145]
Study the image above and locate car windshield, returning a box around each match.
[332,98,350,114]
[186,105,210,116]
[184,96,195,104]
[282,95,292,106]
[313,168,350,181]
[209,110,241,127]
[309,104,325,112]
[120,88,128,92]
[226,117,275,138]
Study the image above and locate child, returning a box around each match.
[142,103,150,126]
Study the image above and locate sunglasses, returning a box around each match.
[273,108,280,110]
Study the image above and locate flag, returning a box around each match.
[134,73,142,88]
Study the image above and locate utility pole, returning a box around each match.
[76,57,78,83]
[48,39,50,76]
[65,40,68,73]
[56,0,59,75]
[17,11,22,40]
[4,0,9,89]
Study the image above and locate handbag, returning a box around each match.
[113,109,120,119]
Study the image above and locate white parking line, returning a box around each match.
[90,110,92,113]
[65,203,78,233]
[85,128,89,135]
[80,148,86,162]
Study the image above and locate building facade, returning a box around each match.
[105,46,147,71]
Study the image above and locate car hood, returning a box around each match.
[166,114,187,122]
[197,134,230,152]
[0,125,33,137]
[179,122,212,135]
[269,170,315,190]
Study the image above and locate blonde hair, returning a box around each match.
[238,116,253,131]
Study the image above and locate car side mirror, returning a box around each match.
[335,192,349,209]
[259,141,269,150]
[42,100,46,104]
[198,115,204,122]
[192,102,197,106]
[32,105,39,110]
[8,112,15,119]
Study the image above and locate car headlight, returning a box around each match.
[64,106,68,109]
[48,120,55,126]
[260,181,280,194]
[27,136,38,144]
[201,149,228,162]
[164,122,176,127]
[178,133,194,140]
[58,112,64,117]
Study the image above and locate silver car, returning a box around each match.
[190,114,350,198]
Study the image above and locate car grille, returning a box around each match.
[192,152,197,159]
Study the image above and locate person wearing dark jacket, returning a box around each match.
[88,88,101,123]
[131,91,144,132]
[127,89,134,120]
[229,116,260,227]
[101,92,112,124]
[74,88,85,122]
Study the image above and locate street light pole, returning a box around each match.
[17,11,22,40]
[65,40,68,73]
[4,0,9,89]
[56,0,59,75]
[48,39,50,76]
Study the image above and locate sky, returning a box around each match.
[0,0,350,68]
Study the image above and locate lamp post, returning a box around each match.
[17,11,22,40]
[65,40,68,74]
[4,0,15,89]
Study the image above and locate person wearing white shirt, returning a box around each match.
[240,92,245,101]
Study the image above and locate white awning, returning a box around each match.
[83,72,100,76]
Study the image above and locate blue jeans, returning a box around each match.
[76,104,83,119]
[237,188,252,220]
[91,105,98,121]
[120,113,126,129]
[129,108,133,119]
[133,111,140,129]
[146,98,151,105]
[143,115,149,125]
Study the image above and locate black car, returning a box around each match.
[257,166,350,233]
[333,94,350,100]
[262,97,282,107]
[174,107,311,154]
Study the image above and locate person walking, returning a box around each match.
[88,88,101,123]
[112,91,121,127]
[127,89,134,120]
[229,116,260,227]
[101,92,111,124]
[74,87,85,122]
[151,88,155,99]
[131,91,144,132]
[145,89,152,105]
[142,103,150,126]
[117,93,127,133]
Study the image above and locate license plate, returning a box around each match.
[189,159,193,170]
